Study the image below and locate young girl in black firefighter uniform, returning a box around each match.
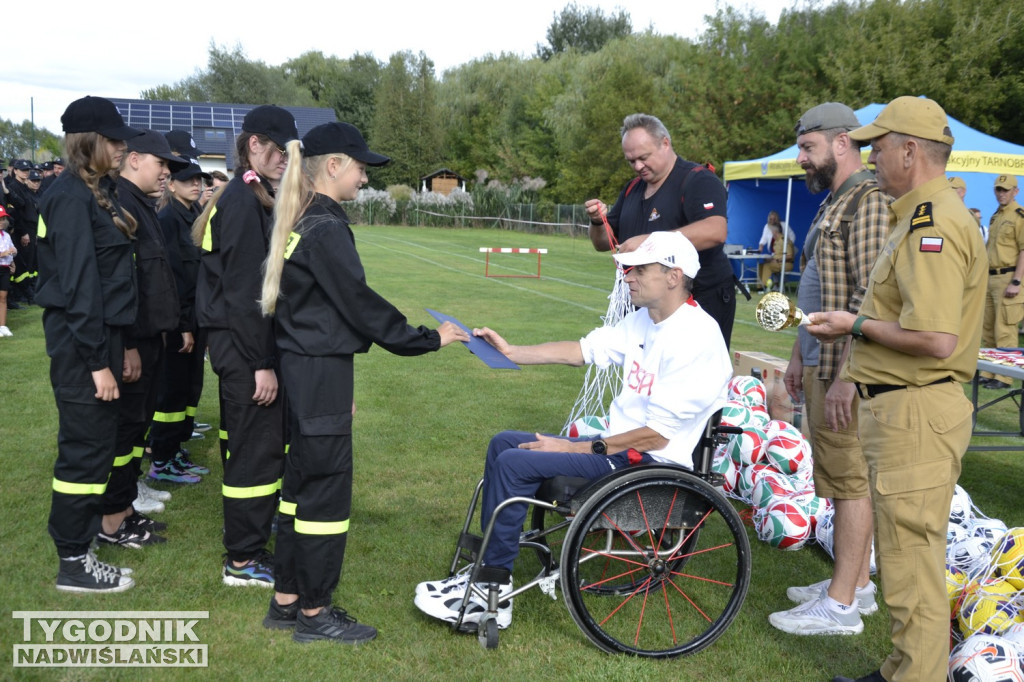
[36,96,142,592]
[259,122,468,643]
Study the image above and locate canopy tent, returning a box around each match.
[723,102,1024,280]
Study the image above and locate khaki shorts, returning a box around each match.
[802,365,869,499]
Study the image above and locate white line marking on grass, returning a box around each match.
[360,232,611,294]
[356,234,606,314]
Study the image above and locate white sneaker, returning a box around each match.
[415,564,473,598]
[133,495,165,514]
[769,595,863,635]
[787,578,878,616]
[138,480,171,502]
[0,326,12,337]
[414,579,513,629]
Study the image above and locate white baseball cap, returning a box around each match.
[613,231,701,278]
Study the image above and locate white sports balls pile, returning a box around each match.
[949,633,1024,681]
[568,415,609,438]
[715,375,829,552]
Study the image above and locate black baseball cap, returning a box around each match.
[13,159,31,171]
[61,96,142,141]
[127,129,190,172]
[171,157,212,182]
[301,122,390,166]
[52,157,65,166]
[28,170,43,181]
[165,130,205,159]
[242,105,298,149]
[41,161,54,171]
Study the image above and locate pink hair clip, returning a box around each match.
[242,170,259,185]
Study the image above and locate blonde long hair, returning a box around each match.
[64,132,137,238]
[260,140,354,315]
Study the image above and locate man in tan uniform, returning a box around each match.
[979,174,1024,388]
[807,96,986,682]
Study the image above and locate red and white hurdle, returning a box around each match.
[479,247,548,278]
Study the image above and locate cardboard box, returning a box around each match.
[732,350,788,402]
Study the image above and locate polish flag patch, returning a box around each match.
[703,202,715,210]
[920,237,943,252]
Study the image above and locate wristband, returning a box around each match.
[851,315,868,340]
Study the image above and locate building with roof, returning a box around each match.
[108,98,337,174]
[419,168,467,196]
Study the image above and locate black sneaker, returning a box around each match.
[222,550,274,587]
[263,598,299,629]
[57,551,135,593]
[126,511,167,533]
[97,520,167,549]
[292,607,377,644]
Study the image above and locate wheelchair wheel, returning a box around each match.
[560,468,750,658]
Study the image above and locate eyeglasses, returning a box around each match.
[275,145,287,158]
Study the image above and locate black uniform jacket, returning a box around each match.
[195,175,276,370]
[117,176,180,343]
[274,193,440,357]
[36,172,137,371]
[158,197,201,334]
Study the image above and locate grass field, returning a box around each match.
[2,225,1023,681]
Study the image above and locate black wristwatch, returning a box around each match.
[591,439,607,456]
[1012,278,1022,286]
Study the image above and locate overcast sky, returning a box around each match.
[4,0,801,136]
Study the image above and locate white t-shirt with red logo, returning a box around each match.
[579,297,731,467]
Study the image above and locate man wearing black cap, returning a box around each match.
[96,130,188,549]
[770,103,889,637]
[195,104,298,587]
[808,96,986,682]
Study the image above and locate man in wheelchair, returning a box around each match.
[414,231,732,630]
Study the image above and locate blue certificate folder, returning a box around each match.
[426,309,520,370]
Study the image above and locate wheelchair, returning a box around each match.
[438,412,751,657]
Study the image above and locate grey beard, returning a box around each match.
[804,157,837,194]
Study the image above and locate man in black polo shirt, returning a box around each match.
[585,113,736,346]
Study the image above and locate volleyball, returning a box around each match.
[720,400,754,429]
[764,432,809,476]
[737,463,773,503]
[750,469,797,509]
[568,415,608,438]
[755,498,811,550]
[728,427,768,467]
[728,375,766,406]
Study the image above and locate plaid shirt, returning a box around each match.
[812,168,890,382]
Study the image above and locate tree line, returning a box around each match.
[7,0,1022,206]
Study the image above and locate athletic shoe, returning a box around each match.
[193,422,212,433]
[97,520,167,549]
[415,564,473,598]
[132,495,164,514]
[126,511,167,533]
[787,578,878,616]
[189,431,205,440]
[0,326,12,337]
[223,551,274,587]
[138,479,171,502]
[769,595,863,635]
[56,551,135,593]
[414,580,513,629]
[173,450,210,475]
[292,606,377,644]
[263,598,299,630]
[148,461,201,484]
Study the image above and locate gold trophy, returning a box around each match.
[755,292,811,331]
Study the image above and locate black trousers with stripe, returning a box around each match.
[102,335,164,515]
[149,329,207,465]
[207,330,285,562]
[44,310,123,557]
[274,353,354,609]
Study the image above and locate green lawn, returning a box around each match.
[2,225,1022,681]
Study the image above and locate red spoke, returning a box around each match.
[597,576,653,627]
[661,580,678,645]
[634,581,651,646]
[665,575,714,623]
[665,540,735,564]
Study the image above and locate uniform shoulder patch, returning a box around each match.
[283,231,301,260]
[920,236,943,253]
[1016,207,1024,219]
[910,202,934,231]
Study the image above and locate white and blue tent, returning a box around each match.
[723,102,1024,273]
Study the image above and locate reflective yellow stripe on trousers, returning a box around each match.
[52,478,107,495]
[294,518,349,536]
[221,479,281,499]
